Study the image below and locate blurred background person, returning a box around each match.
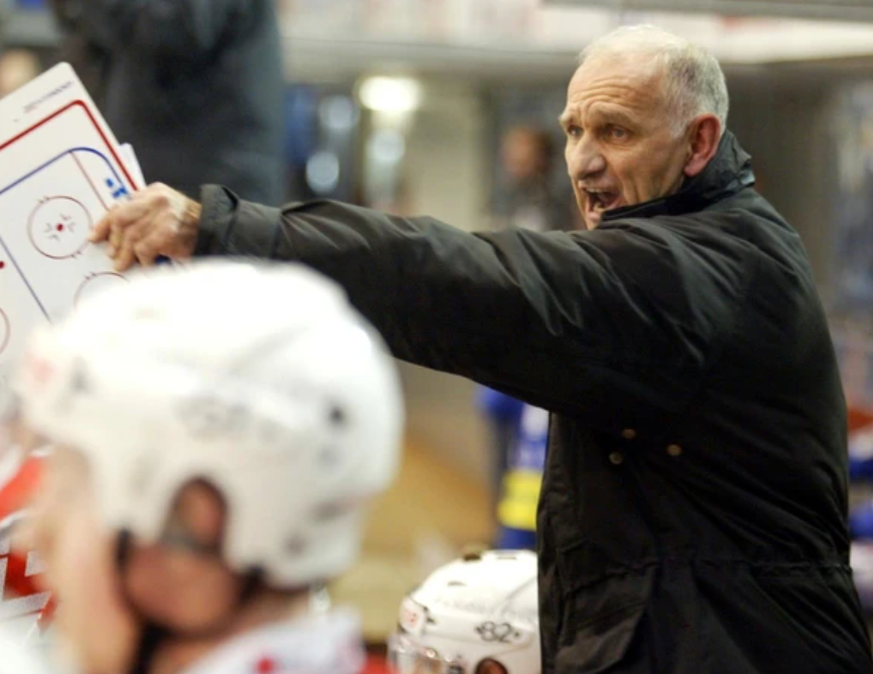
[0,49,41,98]
[494,406,547,551]
[491,125,578,233]
[48,0,286,204]
[476,387,525,521]
[475,393,547,550]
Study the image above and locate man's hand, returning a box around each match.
[89,183,202,272]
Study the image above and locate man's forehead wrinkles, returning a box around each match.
[575,79,659,102]
[564,70,662,121]
[566,91,656,122]
[570,63,662,100]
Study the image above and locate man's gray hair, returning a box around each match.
[580,25,729,137]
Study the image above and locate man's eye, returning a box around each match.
[608,126,628,140]
[566,125,582,139]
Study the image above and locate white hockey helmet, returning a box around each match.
[14,261,403,587]
[389,550,540,674]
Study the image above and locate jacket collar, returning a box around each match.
[601,130,756,222]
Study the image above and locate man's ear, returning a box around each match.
[683,114,721,179]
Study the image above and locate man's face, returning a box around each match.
[561,54,693,229]
[23,447,138,674]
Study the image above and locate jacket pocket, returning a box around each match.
[555,566,654,673]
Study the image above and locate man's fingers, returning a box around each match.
[89,184,169,244]
[112,241,138,273]
[89,210,113,243]
[108,221,133,254]
[110,223,146,272]
[133,235,162,268]
[107,217,153,271]
[133,212,187,267]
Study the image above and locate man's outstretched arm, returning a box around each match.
[92,183,719,428]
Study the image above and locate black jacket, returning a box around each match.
[51,0,285,205]
[194,132,872,673]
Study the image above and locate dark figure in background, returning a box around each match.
[93,25,872,674]
[493,125,577,233]
[49,0,286,205]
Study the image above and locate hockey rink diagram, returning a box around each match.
[0,97,135,384]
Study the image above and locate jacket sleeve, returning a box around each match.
[71,0,246,58]
[195,187,750,430]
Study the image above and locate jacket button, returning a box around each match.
[667,444,683,457]
[609,451,624,465]
[621,428,637,440]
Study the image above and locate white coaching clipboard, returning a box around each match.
[0,63,140,397]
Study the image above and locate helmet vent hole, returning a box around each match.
[285,536,307,555]
[329,405,346,426]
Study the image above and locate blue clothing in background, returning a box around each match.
[496,405,548,550]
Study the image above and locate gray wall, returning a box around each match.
[727,70,837,298]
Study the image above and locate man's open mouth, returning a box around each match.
[585,189,621,214]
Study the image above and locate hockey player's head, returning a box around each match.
[9,261,404,674]
[389,550,540,674]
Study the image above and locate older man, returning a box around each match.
[91,25,871,674]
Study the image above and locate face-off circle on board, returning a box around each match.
[28,196,92,260]
[74,272,130,308]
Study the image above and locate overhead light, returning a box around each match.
[358,76,422,114]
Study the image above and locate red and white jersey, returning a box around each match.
[0,535,50,647]
[183,610,365,674]
[0,454,52,649]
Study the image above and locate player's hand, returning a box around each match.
[89,183,202,272]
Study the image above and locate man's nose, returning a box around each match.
[568,137,606,181]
